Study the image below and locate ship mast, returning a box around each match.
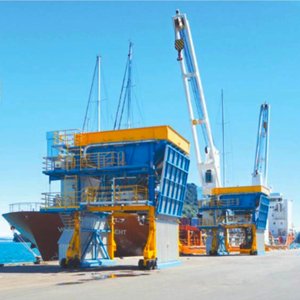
[114,42,134,130]
[82,55,102,132]
[97,55,101,132]
[221,89,226,186]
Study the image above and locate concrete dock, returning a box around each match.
[0,250,299,300]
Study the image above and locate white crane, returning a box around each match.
[173,10,221,195]
[252,103,270,186]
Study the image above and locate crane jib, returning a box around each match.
[173,11,221,191]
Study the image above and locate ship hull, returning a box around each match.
[2,212,149,261]
[3,212,63,260]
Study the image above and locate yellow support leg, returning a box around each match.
[251,224,257,255]
[62,211,81,268]
[210,229,218,255]
[140,206,157,270]
[178,225,182,254]
[108,214,116,259]
[224,228,229,252]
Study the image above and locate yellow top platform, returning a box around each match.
[212,185,270,196]
[74,125,190,154]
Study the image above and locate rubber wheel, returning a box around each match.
[250,250,258,256]
[72,257,81,268]
[67,257,80,269]
[152,259,157,270]
[209,250,217,256]
[138,259,145,270]
[60,258,67,269]
[146,260,152,270]
[34,257,41,265]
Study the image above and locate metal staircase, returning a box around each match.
[59,213,74,229]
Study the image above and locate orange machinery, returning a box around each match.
[179,225,206,255]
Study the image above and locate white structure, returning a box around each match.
[252,103,270,187]
[268,193,293,240]
[173,10,221,195]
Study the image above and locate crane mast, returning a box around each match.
[173,10,221,195]
[252,103,270,186]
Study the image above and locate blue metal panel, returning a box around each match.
[198,192,270,231]
[256,195,269,230]
[44,141,167,182]
[199,193,260,212]
[157,145,190,217]
[44,138,189,213]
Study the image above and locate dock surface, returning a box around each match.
[0,250,299,300]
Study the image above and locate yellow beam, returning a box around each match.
[222,224,254,229]
[210,228,218,254]
[86,205,151,213]
[74,125,190,154]
[107,215,116,259]
[43,206,80,210]
[211,185,270,196]
[66,211,81,262]
[251,225,257,253]
[112,212,140,217]
[143,206,156,262]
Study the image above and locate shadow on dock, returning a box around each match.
[0,263,140,274]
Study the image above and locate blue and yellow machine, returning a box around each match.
[199,186,270,255]
[41,125,190,269]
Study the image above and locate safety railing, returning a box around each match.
[43,151,125,172]
[198,214,253,227]
[42,192,79,208]
[9,202,43,212]
[42,185,148,209]
[43,155,76,171]
[46,129,80,159]
[52,129,79,148]
[82,185,148,206]
[198,216,225,227]
[80,151,125,169]
[199,198,240,209]
[226,214,252,224]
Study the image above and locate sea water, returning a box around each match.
[0,238,41,264]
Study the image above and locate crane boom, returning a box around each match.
[173,10,221,195]
[252,103,270,186]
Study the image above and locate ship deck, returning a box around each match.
[0,250,299,300]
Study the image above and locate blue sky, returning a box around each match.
[0,1,299,236]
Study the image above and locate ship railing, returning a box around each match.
[9,202,44,212]
[199,198,240,209]
[43,151,125,172]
